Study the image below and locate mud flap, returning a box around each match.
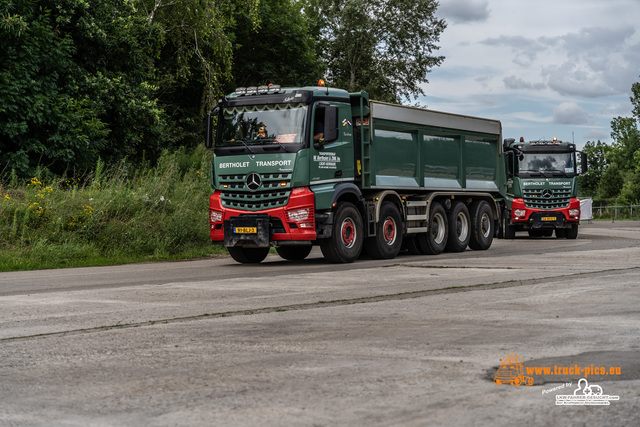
[224,214,270,247]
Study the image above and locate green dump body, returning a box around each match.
[354,97,505,195]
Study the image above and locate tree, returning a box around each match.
[135,0,261,147]
[0,0,262,176]
[578,140,611,197]
[596,162,624,201]
[0,0,167,176]
[226,0,324,91]
[609,116,640,173]
[307,0,446,103]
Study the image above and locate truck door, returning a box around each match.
[310,102,355,185]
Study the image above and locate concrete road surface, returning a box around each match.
[1,221,639,426]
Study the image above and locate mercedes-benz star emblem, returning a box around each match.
[542,189,553,198]
[245,172,261,191]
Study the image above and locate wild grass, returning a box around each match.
[0,146,226,271]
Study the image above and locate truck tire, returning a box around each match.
[228,247,270,264]
[445,201,470,252]
[555,228,566,238]
[566,224,578,239]
[421,202,448,255]
[468,200,494,250]
[320,202,363,263]
[364,202,403,259]
[276,245,312,261]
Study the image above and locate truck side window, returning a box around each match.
[314,108,325,142]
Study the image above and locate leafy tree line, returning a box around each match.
[1,0,446,178]
[578,80,640,205]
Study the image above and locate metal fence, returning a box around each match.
[593,205,640,220]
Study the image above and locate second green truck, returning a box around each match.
[502,137,587,239]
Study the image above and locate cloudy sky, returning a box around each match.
[422,0,640,148]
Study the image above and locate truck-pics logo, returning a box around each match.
[494,353,534,386]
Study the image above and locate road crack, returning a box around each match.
[2,266,638,342]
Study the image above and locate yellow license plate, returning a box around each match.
[541,217,556,221]
[234,227,257,234]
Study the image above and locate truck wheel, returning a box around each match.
[320,202,364,263]
[421,202,448,255]
[364,202,403,259]
[565,224,578,239]
[445,201,470,252]
[227,247,270,264]
[276,245,312,261]
[555,228,566,238]
[468,200,494,250]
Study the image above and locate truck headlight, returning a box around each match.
[569,209,579,217]
[286,208,311,222]
[210,210,223,223]
[514,209,526,217]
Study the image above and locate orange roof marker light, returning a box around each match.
[318,79,326,87]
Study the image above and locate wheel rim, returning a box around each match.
[480,212,491,238]
[341,217,357,248]
[455,212,469,242]
[382,216,397,246]
[432,212,446,245]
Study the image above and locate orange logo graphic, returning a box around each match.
[494,353,534,386]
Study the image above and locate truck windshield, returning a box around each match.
[518,152,575,175]
[217,103,308,148]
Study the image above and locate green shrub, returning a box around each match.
[0,147,224,271]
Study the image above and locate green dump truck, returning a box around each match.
[502,137,588,239]
[205,84,505,263]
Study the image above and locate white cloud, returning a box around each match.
[481,36,546,67]
[503,75,546,91]
[438,0,490,24]
[553,102,593,125]
[582,129,610,142]
[424,0,640,143]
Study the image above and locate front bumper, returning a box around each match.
[210,187,317,247]
[509,197,580,230]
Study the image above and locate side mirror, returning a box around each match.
[503,138,515,152]
[205,105,220,149]
[323,105,339,143]
[580,151,588,173]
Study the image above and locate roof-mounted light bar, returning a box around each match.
[234,84,281,96]
[528,137,563,145]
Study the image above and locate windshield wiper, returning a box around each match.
[518,169,544,177]
[236,138,256,155]
[545,169,570,177]
[260,138,288,152]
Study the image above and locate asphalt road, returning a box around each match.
[1,222,639,426]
